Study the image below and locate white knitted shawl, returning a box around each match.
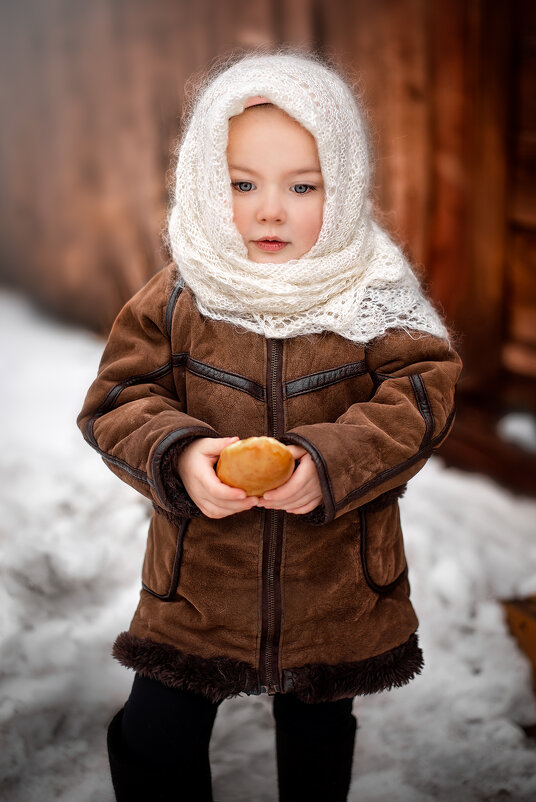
[167,53,448,343]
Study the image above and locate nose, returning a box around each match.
[256,188,286,224]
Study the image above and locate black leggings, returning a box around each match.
[121,673,355,769]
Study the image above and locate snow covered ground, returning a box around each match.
[1,289,535,801]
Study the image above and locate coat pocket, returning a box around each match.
[141,513,188,600]
[359,503,407,594]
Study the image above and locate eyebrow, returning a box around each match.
[228,164,322,176]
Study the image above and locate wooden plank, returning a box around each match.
[447,0,510,393]
[506,229,536,348]
[425,0,469,327]
[509,4,536,228]
[321,0,430,266]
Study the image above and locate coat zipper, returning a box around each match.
[260,339,284,695]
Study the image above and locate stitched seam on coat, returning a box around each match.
[94,361,175,415]
[83,361,176,484]
[335,404,456,511]
[84,354,260,485]
[359,507,408,594]
[184,357,266,401]
[285,360,367,398]
[141,517,188,600]
[409,374,435,449]
[172,353,188,367]
[100,452,150,483]
[165,283,183,338]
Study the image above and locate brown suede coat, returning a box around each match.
[78,262,462,703]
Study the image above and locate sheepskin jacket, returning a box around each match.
[77,263,462,704]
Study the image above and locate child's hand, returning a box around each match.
[176,436,259,519]
[257,445,322,514]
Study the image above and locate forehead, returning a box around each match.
[227,104,320,164]
[229,103,311,134]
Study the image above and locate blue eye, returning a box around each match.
[293,184,315,194]
[232,181,254,192]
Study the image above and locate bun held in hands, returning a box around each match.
[216,436,295,497]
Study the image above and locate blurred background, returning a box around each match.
[1,0,535,492]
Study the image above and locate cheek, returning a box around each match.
[303,197,324,244]
[232,199,250,240]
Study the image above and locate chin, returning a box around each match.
[248,248,298,264]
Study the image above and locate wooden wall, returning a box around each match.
[1,1,534,420]
[503,0,536,408]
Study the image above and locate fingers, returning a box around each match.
[260,454,312,502]
[259,493,320,512]
[199,497,258,518]
[258,487,318,511]
[287,500,321,515]
[257,451,322,513]
[199,435,240,458]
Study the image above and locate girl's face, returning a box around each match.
[226,105,325,263]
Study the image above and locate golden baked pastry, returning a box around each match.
[216,436,295,496]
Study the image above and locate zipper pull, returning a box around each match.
[262,683,280,696]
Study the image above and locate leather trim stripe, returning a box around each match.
[369,370,391,387]
[282,432,336,522]
[165,283,184,338]
[285,360,367,398]
[83,361,177,484]
[93,361,175,417]
[359,507,408,594]
[83,354,265,486]
[172,353,188,368]
[100,452,150,484]
[142,517,189,601]
[95,352,367,412]
[409,374,434,448]
[185,357,266,401]
[334,404,456,512]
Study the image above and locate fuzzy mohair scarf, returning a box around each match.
[167,52,448,343]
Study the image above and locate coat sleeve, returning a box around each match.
[76,268,220,518]
[283,329,462,524]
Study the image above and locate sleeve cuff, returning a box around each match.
[158,437,204,519]
[151,426,220,519]
[282,431,335,526]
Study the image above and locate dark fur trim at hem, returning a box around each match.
[112,631,423,704]
[112,632,261,703]
[282,633,424,702]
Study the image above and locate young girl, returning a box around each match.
[78,50,462,802]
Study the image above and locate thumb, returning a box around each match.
[286,444,308,460]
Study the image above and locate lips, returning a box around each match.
[253,238,288,252]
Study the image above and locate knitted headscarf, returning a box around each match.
[167,52,448,343]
